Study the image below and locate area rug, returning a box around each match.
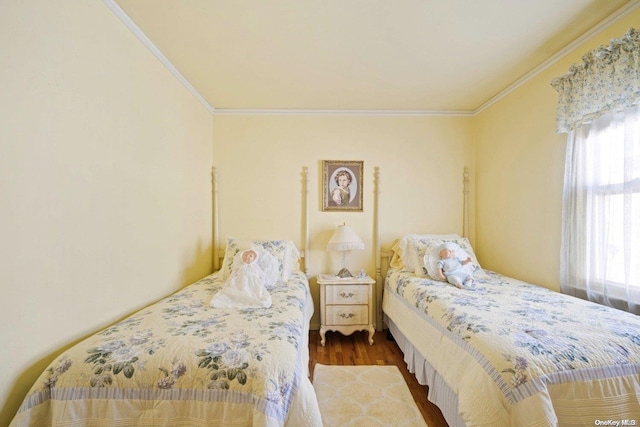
[312,364,428,427]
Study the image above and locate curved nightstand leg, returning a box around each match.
[320,326,327,347]
[368,325,375,345]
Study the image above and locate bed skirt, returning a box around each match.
[384,315,466,427]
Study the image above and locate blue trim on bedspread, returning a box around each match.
[20,385,296,421]
[385,269,640,405]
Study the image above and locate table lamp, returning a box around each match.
[327,223,364,278]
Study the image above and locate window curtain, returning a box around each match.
[552,28,640,314]
[560,107,640,314]
[551,28,639,133]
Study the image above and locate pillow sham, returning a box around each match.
[390,239,407,270]
[393,234,462,271]
[257,249,279,289]
[407,236,485,279]
[221,237,299,282]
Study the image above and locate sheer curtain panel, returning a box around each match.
[560,107,640,314]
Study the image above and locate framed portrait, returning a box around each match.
[322,160,363,212]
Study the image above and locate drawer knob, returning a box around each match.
[339,291,355,298]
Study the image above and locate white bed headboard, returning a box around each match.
[210,166,311,275]
[374,167,470,330]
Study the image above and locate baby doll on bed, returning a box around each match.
[210,248,276,308]
[435,242,475,289]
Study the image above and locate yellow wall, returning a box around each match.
[212,10,640,327]
[0,2,213,425]
[2,1,638,425]
[473,8,640,291]
[213,114,475,329]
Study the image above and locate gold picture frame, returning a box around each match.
[322,160,363,211]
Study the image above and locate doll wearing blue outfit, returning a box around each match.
[436,242,475,289]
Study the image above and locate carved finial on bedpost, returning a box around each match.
[463,166,470,239]
[212,166,220,272]
[301,166,309,276]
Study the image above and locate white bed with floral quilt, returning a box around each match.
[382,234,640,427]
[10,238,322,427]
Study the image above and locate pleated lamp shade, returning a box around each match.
[327,224,364,277]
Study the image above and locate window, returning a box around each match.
[589,112,640,285]
[552,27,640,314]
[561,106,640,313]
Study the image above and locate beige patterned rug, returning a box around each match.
[312,364,428,427]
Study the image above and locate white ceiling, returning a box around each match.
[112,0,636,113]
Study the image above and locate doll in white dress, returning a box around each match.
[210,249,273,308]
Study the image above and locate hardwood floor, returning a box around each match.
[309,329,449,427]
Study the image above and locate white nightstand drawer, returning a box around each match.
[326,305,369,325]
[326,285,369,305]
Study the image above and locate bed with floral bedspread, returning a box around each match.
[384,268,640,426]
[10,271,321,427]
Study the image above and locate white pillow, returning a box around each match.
[407,236,485,279]
[247,247,279,289]
[221,237,299,282]
[395,234,461,271]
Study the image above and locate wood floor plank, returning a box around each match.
[309,330,450,427]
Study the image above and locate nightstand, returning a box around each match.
[317,274,376,346]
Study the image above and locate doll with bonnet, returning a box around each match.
[210,248,274,308]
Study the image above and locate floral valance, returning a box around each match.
[551,28,640,134]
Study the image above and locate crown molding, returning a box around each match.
[104,0,638,118]
[101,0,216,115]
[212,108,474,117]
[474,0,640,114]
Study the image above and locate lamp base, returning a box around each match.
[336,268,353,278]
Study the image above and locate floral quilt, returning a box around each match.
[385,268,640,425]
[11,272,321,427]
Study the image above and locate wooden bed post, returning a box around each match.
[301,167,310,276]
[212,166,220,271]
[463,166,470,239]
[374,166,383,331]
